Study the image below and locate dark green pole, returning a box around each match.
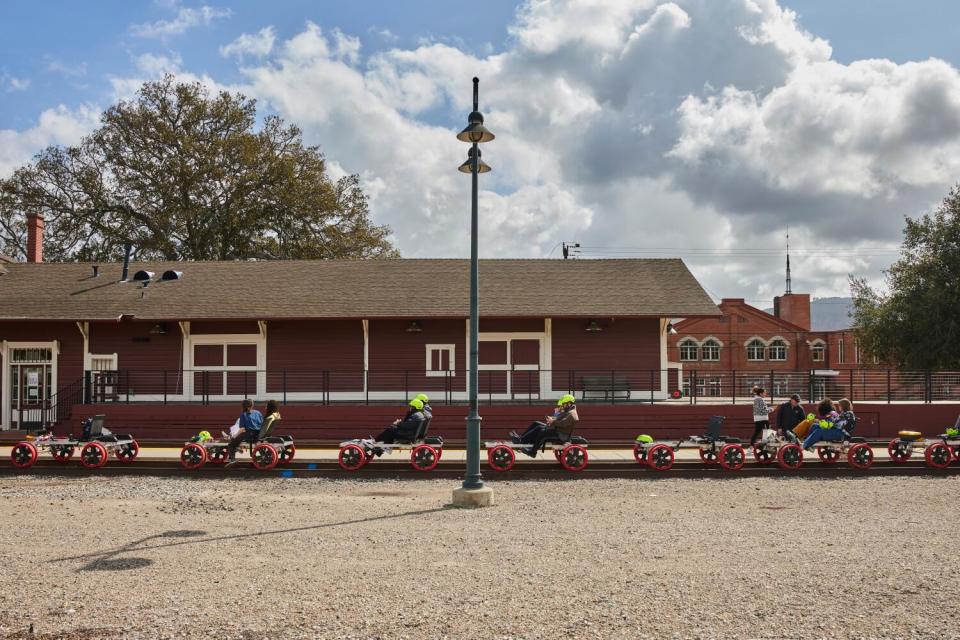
[463,78,484,490]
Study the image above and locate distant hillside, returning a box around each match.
[765,297,854,331]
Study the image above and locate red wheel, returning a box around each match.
[817,447,841,464]
[847,443,874,469]
[887,439,912,464]
[488,445,515,472]
[179,443,207,469]
[80,442,108,469]
[410,444,440,472]
[752,445,775,465]
[777,444,803,470]
[925,443,952,469]
[115,440,139,463]
[648,444,674,471]
[719,443,746,471]
[554,448,563,461]
[251,443,279,471]
[51,444,75,463]
[699,448,718,465]
[952,444,960,460]
[633,445,648,465]
[278,445,296,464]
[207,446,230,465]
[10,442,38,469]
[338,444,366,471]
[560,444,589,471]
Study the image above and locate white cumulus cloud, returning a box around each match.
[220,27,276,60]
[131,4,231,39]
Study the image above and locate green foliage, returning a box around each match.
[1,75,397,261]
[851,185,960,369]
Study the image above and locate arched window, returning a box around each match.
[746,339,766,361]
[768,339,788,361]
[702,339,721,362]
[810,341,825,362]
[679,339,698,362]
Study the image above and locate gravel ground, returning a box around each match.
[1,475,958,640]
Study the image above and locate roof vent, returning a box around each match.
[132,270,154,282]
[160,270,183,281]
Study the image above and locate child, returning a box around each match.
[750,386,772,446]
[802,398,846,451]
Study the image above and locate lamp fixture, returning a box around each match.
[458,147,492,174]
[585,319,603,333]
[149,322,168,335]
[406,320,423,333]
[666,322,678,335]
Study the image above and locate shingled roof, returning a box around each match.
[0,259,718,321]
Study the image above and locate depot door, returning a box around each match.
[8,348,54,431]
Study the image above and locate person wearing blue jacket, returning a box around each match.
[225,398,263,466]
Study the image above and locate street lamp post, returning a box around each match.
[452,77,495,508]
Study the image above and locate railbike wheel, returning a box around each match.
[487,445,515,472]
[719,443,746,471]
[648,444,674,471]
[699,448,718,465]
[410,444,440,472]
[633,445,648,465]
[887,439,911,464]
[80,442,108,469]
[817,447,841,464]
[777,444,803,470]
[207,446,230,465]
[51,445,75,463]
[847,443,874,470]
[179,443,207,470]
[560,444,589,472]
[115,440,140,463]
[925,443,952,469]
[10,442,38,469]
[278,445,296,464]
[338,444,366,471]
[251,444,279,471]
[752,446,775,465]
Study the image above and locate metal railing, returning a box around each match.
[65,367,960,406]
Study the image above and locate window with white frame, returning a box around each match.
[838,338,845,364]
[426,344,456,377]
[702,339,721,362]
[854,340,861,364]
[810,341,825,362]
[768,339,788,361]
[679,339,699,361]
[708,377,722,397]
[746,339,766,361]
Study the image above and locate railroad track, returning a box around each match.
[1,458,955,480]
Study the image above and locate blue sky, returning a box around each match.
[3,1,960,302]
[3,1,958,128]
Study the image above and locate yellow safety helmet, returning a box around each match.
[558,394,575,406]
[415,393,429,404]
[409,398,424,410]
[198,430,212,441]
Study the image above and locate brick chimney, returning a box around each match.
[773,293,811,330]
[26,213,44,263]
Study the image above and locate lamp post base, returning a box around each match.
[451,485,494,508]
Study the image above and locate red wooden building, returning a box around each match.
[0,242,719,431]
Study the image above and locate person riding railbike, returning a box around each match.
[368,398,427,456]
[414,393,432,421]
[511,394,579,458]
[225,398,263,466]
[801,398,846,451]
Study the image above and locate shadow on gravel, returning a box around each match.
[73,529,208,573]
[55,508,450,569]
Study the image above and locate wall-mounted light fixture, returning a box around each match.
[666,322,678,335]
[406,320,423,333]
[150,323,168,335]
[585,319,603,333]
